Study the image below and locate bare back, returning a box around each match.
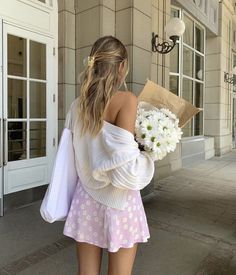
[104,91,138,135]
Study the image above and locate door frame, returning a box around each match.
[0,18,3,216]
[0,22,57,215]
[0,0,58,217]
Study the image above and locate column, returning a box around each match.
[58,0,76,139]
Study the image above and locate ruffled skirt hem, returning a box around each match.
[63,230,150,253]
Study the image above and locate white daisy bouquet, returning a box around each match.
[135,102,183,161]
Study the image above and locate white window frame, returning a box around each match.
[170,5,206,138]
[169,6,181,97]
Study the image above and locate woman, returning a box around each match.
[63,36,156,275]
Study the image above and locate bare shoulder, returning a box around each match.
[114,91,138,135]
[117,90,137,100]
[104,91,137,128]
[114,91,138,109]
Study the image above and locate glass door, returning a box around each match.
[0,24,56,215]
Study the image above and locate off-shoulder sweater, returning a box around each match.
[63,98,155,210]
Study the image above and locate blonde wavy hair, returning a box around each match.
[77,36,129,137]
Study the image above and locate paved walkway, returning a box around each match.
[0,150,236,275]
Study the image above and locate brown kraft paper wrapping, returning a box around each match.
[138,80,200,128]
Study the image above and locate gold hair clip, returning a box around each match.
[87,56,95,67]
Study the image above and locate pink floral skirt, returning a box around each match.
[63,179,150,253]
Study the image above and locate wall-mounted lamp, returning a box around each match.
[151,17,185,54]
[197,69,203,80]
[224,67,236,84]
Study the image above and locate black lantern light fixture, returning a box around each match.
[224,67,236,84]
[152,17,185,54]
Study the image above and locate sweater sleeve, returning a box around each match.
[106,151,155,190]
[64,108,72,130]
[64,98,79,131]
[91,128,155,191]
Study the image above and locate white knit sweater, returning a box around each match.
[64,99,155,210]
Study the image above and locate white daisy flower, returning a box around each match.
[135,102,183,160]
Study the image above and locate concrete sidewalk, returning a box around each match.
[0,150,236,275]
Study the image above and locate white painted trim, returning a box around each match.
[0,0,58,215]
[19,0,53,10]
[0,18,3,216]
[170,6,206,138]
[0,0,58,38]
[2,24,56,195]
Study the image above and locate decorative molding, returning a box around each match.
[193,0,201,7]
[174,0,219,35]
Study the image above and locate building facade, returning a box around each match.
[0,0,235,215]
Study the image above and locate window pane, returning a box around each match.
[195,24,204,53]
[183,14,194,47]
[182,120,193,137]
[183,46,193,77]
[8,122,27,161]
[182,78,193,137]
[30,122,46,158]
[195,54,204,80]
[169,75,179,96]
[30,82,46,118]
[182,78,193,103]
[8,79,27,118]
[171,8,179,18]
[233,54,236,67]
[170,43,179,73]
[30,41,46,80]
[195,82,203,108]
[233,75,236,92]
[194,111,203,135]
[8,35,27,77]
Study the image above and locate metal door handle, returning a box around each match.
[3,118,7,166]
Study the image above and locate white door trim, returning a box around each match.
[2,23,56,196]
[0,18,3,216]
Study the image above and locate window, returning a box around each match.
[7,34,47,161]
[169,7,205,137]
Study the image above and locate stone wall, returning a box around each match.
[205,0,234,155]
[75,0,116,96]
